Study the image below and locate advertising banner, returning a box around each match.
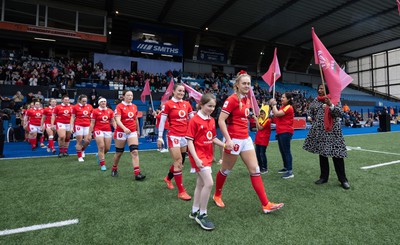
[131,24,183,56]
[197,46,227,63]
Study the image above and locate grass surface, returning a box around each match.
[1,132,399,244]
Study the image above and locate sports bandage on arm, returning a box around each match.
[158,114,167,138]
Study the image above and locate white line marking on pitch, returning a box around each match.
[0,219,79,236]
[347,146,400,156]
[361,160,400,170]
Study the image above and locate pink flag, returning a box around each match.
[248,86,260,116]
[161,77,174,103]
[182,82,202,103]
[262,48,281,92]
[312,28,353,105]
[398,0,400,15]
[141,79,151,103]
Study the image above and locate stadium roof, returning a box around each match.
[59,0,400,59]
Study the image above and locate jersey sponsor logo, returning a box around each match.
[63,110,70,115]
[178,110,186,118]
[245,108,250,117]
[36,112,41,117]
[223,101,229,108]
[128,112,134,118]
[83,110,89,116]
[233,144,240,152]
[206,131,213,140]
[102,116,108,122]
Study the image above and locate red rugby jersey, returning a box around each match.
[42,106,55,124]
[91,107,114,131]
[186,111,216,167]
[221,94,250,139]
[26,108,44,126]
[161,98,193,136]
[114,101,138,132]
[72,103,93,127]
[53,103,73,124]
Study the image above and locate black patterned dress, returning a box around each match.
[303,99,347,158]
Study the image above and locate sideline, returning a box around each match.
[0,219,79,236]
[361,160,400,170]
[0,148,159,160]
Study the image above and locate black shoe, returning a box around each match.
[111,170,118,177]
[341,181,350,190]
[58,152,64,158]
[135,173,146,181]
[63,152,69,157]
[315,179,328,185]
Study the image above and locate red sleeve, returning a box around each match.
[185,117,197,140]
[114,104,122,116]
[221,95,237,115]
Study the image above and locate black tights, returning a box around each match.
[319,155,348,182]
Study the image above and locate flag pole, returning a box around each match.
[149,92,155,111]
[318,64,327,97]
[272,72,276,100]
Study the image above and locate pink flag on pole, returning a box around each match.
[312,27,353,105]
[161,77,174,103]
[182,82,202,103]
[262,48,281,92]
[140,79,151,103]
[248,85,260,116]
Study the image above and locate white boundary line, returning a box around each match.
[361,160,400,170]
[0,219,79,236]
[347,146,400,156]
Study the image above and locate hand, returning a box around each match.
[225,139,234,151]
[137,131,140,138]
[324,97,332,106]
[269,98,277,106]
[195,158,204,169]
[157,137,164,149]
[123,128,131,134]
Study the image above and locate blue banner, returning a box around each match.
[131,40,182,56]
[131,23,183,57]
[197,46,227,63]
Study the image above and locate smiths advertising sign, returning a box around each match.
[132,41,182,56]
[131,24,183,56]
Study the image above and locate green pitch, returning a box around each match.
[1,132,399,244]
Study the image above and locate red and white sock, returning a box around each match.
[48,136,54,149]
[173,171,185,193]
[250,174,269,206]
[214,170,227,197]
